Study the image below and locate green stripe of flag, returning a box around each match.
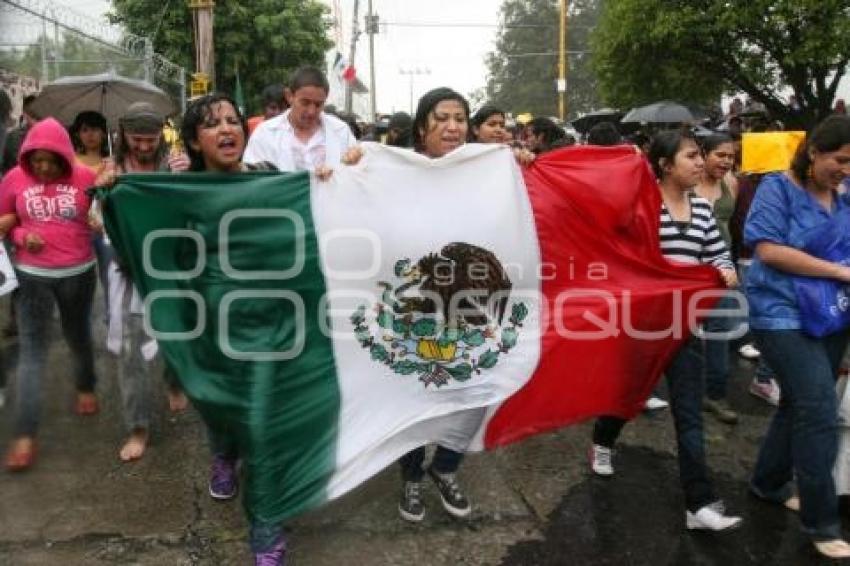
[103,172,340,522]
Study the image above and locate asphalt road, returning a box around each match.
[0,296,846,565]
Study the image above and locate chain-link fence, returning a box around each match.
[0,0,185,124]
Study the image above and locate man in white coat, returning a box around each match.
[243,66,356,172]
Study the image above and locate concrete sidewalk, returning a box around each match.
[0,309,842,565]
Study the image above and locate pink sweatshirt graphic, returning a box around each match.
[0,117,96,269]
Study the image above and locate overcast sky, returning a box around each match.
[6,0,501,115]
[333,0,500,113]
[4,0,848,116]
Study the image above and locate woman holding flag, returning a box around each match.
[179,93,287,566]
[100,93,288,566]
[590,129,743,531]
[396,87,479,523]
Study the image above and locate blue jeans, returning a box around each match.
[207,426,284,554]
[399,445,464,482]
[13,268,97,436]
[703,292,746,400]
[751,329,848,541]
[737,260,776,384]
[594,337,717,512]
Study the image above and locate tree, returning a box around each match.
[485,0,603,120]
[562,0,604,119]
[108,0,332,113]
[591,0,850,128]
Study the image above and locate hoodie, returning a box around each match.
[0,117,96,272]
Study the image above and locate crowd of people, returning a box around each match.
[2,65,850,565]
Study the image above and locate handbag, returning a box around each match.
[792,207,850,337]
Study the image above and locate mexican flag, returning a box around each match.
[101,143,719,524]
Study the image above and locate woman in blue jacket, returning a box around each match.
[745,115,850,559]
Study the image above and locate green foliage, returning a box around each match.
[485,0,604,119]
[591,0,850,128]
[510,302,528,324]
[500,327,518,349]
[392,317,410,335]
[476,350,499,369]
[411,318,437,337]
[438,327,460,348]
[390,360,420,375]
[461,329,486,347]
[349,305,366,326]
[108,0,332,113]
[446,363,473,381]
[377,310,394,329]
[369,343,389,362]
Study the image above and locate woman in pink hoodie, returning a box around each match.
[0,117,99,471]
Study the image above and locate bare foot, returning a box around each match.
[5,436,36,471]
[119,429,148,462]
[75,392,99,416]
[168,389,188,413]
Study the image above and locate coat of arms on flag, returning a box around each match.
[351,242,527,388]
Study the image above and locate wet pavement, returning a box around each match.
[0,295,847,565]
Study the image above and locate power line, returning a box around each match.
[380,21,593,30]
[502,50,590,58]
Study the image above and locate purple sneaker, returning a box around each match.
[208,455,238,500]
[254,540,286,566]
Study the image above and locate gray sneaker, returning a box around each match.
[704,398,739,425]
[399,481,425,522]
[427,467,472,518]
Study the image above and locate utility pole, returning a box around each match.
[40,18,49,83]
[366,0,378,121]
[558,0,568,122]
[188,0,215,97]
[399,67,429,114]
[345,0,360,114]
[143,37,154,84]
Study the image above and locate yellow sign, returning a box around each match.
[190,72,210,98]
[516,112,534,125]
[741,131,806,174]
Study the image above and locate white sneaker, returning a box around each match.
[738,343,761,359]
[644,396,669,411]
[686,504,742,531]
[590,444,614,476]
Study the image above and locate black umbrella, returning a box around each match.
[621,100,695,124]
[571,108,623,134]
[29,71,176,129]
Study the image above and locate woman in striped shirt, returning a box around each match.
[590,129,741,531]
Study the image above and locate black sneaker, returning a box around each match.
[399,481,425,522]
[426,466,472,518]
